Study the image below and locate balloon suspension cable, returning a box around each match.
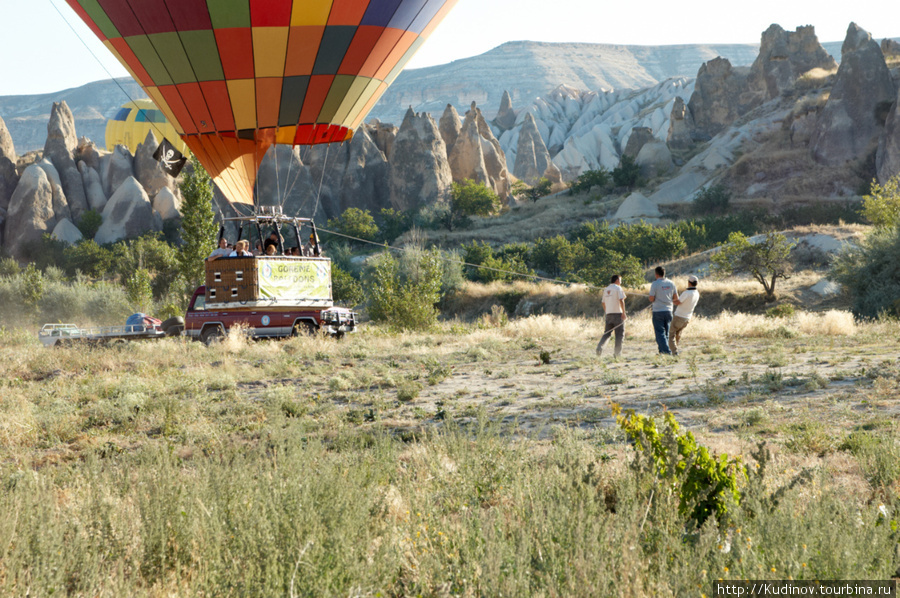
[273,145,282,208]
[50,0,179,147]
[279,146,300,213]
[312,142,332,222]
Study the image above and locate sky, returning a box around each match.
[0,0,897,96]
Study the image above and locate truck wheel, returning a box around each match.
[161,316,184,334]
[201,326,224,346]
[291,321,317,337]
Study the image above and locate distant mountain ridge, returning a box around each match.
[0,38,863,152]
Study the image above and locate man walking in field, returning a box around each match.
[669,275,700,356]
[597,274,627,358]
[648,266,678,355]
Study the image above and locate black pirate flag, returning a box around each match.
[152,138,188,177]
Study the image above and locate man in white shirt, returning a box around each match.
[207,237,231,261]
[596,274,627,358]
[669,275,700,356]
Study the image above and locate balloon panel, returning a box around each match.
[66,0,457,205]
[105,99,189,155]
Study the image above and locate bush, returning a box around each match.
[574,247,644,289]
[366,247,444,330]
[461,241,532,283]
[860,174,900,228]
[569,168,611,195]
[692,185,731,215]
[77,209,104,239]
[572,220,686,264]
[511,178,552,203]
[331,265,365,308]
[377,208,413,244]
[611,154,642,189]
[831,226,900,318]
[765,304,796,319]
[617,408,745,526]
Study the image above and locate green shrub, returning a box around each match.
[0,257,21,278]
[569,168,611,195]
[692,185,731,215]
[377,208,413,244]
[765,304,796,319]
[63,240,115,279]
[860,173,900,228]
[77,209,104,239]
[326,207,378,244]
[831,226,900,318]
[331,265,364,308]
[612,154,643,189]
[617,409,744,525]
[366,247,444,330]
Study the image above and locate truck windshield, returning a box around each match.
[193,295,206,311]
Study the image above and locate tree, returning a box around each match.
[445,179,500,231]
[860,174,900,228]
[22,263,44,313]
[124,268,153,313]
[176,160,218,290]
[326,207,378,245]
[331,265,365,308]
[711,232,795,302]
[511,177,552,203]
[377,207,413,244]
[612,154,642,189]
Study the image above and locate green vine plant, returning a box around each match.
[615,406,745,527]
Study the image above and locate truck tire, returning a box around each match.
[201,326,224,346]
[161,316,184,334]
[291,321,317,337]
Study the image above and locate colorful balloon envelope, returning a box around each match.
[65,0,457,206]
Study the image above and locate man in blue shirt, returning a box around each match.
[648,266,678,355]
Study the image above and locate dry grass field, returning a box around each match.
[1,277,899,595]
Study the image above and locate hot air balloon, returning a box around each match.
[106,99,188,155]
[65,0,457,207]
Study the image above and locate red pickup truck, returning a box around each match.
[182,284,357,344]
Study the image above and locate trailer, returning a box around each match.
[39,322,168,347]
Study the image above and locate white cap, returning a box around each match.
[687,275,699,283]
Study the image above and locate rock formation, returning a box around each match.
[439,104,462,149]
[51,218,84,245]
[877,87,900,182]
[513,112,561,185]
[748,25,836,102]
[364,120,397,159]
[134,131,176,200]
[43,102,89,222]
[492,90,517,132]
[80,161,107,212]
[94,176,160,245]
[152,187,182,221]
[687,57,752,141]
[667,96,694,149]
[0,116,18,244]
[103,145,135,199]
[447,103,511,199]
[635,142,674,178]
[4,161,70,260]
[810,23,897,166]
[389,109,453,211]
[623,127,655,158]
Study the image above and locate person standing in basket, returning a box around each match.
[596,274,627,358]
[669,275,700,356]
[648,266,678,355]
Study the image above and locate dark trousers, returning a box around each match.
[597,313,624,356]
[652,310,673,354]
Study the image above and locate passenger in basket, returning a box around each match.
[263,231,281,254]
[253,241,263,256]
[303,233,323,257]
[229,240,253,257]
[265,244,277,256]
[207,237,231,261]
